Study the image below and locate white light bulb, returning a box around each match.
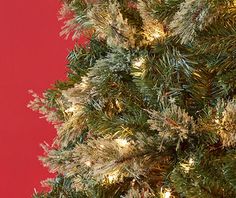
[215,119,220,124]
[152,31,161,39]
[189,158,194,165]
[115,138,128,147]
[107,171,119,183]
[133,58,145,67]
[84,161,92,167]
[65,105,77,113]
[164,191,171,198]
[108,175,115,182]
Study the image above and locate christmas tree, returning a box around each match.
[29,0,236,197]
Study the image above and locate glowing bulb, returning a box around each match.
[80,82,88,90]
[215,119,220,124]
[146,30,162,41]
[80,76,89,91]
[115,99,122,112]
[164,191,171,198]
[108,175,116,182]
[65,105,77,113]
[85,161,92,167]
[189,158,194,165]
[106,171,119,183]
[152,32,161,39]
[115,138,128,147]
[133,57,145,67]
[181,157,195,173]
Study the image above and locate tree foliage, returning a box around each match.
[29,0,236,197]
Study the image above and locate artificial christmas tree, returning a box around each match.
[29,0,236,197]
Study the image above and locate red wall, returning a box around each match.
[0,1,78,197]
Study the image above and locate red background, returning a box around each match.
[0,1,82,197]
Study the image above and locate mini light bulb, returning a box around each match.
[161,188,172,198]
[133,57,145,67]
[65,105,77,113]
[108,175,116,182]
[215,119,220,124]
[153,32,161,38]
[189,158,194,165]
[115,138,128,147]
[164,191,171,198]
[107,171,119,183]
[80,76,89,91]
[84,161,92,167]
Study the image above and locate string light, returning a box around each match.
[148,31,162,41]
[115,138,129,147]
[189,158,194,165]
[161,188,172,198]
[181,157,195,173]
[133,57,145,68]
[152,31,162,38]
[164,190,171,198]
[106,171,119,183]
[65,105,77,113]
[108,174,116,182]
[84,161,92,167]
[215,119,220,124]
[80,76,89,91]
[145,26,165,42]
[115,99,122,112]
